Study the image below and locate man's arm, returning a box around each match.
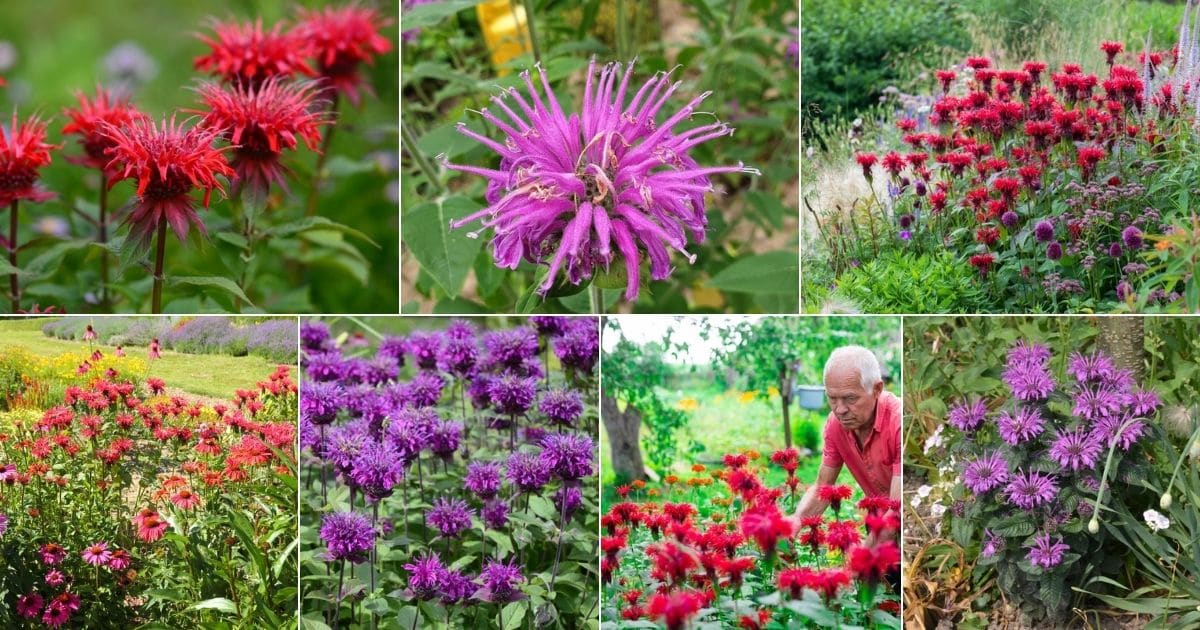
[793,464,842,519]
[867,474,903,546]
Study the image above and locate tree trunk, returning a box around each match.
[779,362,793,449]
[602,394,646,482]
[1096,316,1144,382]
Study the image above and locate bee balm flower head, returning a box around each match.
[61,87,149,173]
[194,17,315,87]
[0,112,56,207]
[293,4,393,106]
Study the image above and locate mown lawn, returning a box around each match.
[0,317,290,399]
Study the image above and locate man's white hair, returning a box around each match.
[823,345,883,390]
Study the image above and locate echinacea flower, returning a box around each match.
[477,558,526,603]
[293,4,394,106]
[135,512,170,542]
[1026,532,1070,568]
[426,497,473,538]
[107,549,131,571]
[170,488,202,510]
[61,87,149,173]
[319,510,374,563]
[444,59,758,302]
[0,112,56,207]
[44,569,65,586]
[82,541,113,566]
[17,592,43,618]
[194,17,315,87]
[42,601,70,627]
[39,543,67,565]
[0,512,7,537]
[195,78,328,198]
[101,116,234,246]
[1004,469,1058,510]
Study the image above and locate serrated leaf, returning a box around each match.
[169,275,253,309]
[502,600,528,630]
[403,195,484,298]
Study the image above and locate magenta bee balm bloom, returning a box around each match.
[1026,533,1070,568]
[444,60,758,301]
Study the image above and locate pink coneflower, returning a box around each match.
[44,569,65,586]
[42,601,70,628]
[293,4,394,106]
[171,488,202,510]
[107,549,131,571]
[83,325,97,341]
[16,592,42,618]
[134,510,169,542]
[39,543,66,565]
[82,541,113,566]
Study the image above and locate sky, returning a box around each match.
[602,316,764,366]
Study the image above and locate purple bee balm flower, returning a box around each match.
[301,381,342,425]
[362,357,399,386]
[1046,241,1063,260]
[440,568,475,605]
[348,439,405,500]
[962,451,1009,494]
[1007,340,1051,367]
[523,425,549,445]
[1034,220,1055,242]
[444,60,758,301]
[540,432,595,481]
[1121,225,1143,250]
[482,499,509,529]
[1129,389,1160,416]
[404,552,449,600]
[427,498,474,538]
[1099,367,1135,393]
[300,417,322,455]
[326,420,371,475]
[539,388,585,427]
[445,319,478,341]
[529,316,567,337]
[407,331,443,370]
[320,511,375,563]
[981,529,1004,558]
[1004,469,1058,510]
[1072,386,1126,421]
[1092,414,1148,451]
[301,321,333,353]
[1067,352,1115,384]
[437,336,478,378]
[306,351,345,382]
[1047,427,1102,471]
[554,485,583,520]
[477,558,526,603]
[377,335,407,365]
[386,409,434,464]
[997,406,1046,445]
[429,421,464,462]
[482,328,540,370]
[489,374,538,415]
[1002,363,1055,401]
[554,319,599,375]
[465,461,503,499]
[506,451,551,493]
[402,371,446,408]
[1026,533,1070,569]
[947,398,987,432]
[468,373,495,410]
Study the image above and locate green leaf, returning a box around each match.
[486,530,514,558]
[266,216,379,247]
[501,601,528,630]
[189,597,238,614]
[227,508,269,584]
[402,195,482,298]
[169,275,253,308]
[527,495,559,522]
[706,250,799,295]
[402,0,484,29]
[143,588,187,602]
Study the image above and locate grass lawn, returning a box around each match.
[0,318,291,399]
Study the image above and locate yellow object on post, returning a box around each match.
[476,0,531,75]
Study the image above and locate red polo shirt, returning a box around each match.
[821,390,900,497]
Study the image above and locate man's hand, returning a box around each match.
[792,464,842,524]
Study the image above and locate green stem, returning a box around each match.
[8,200,17,313]
[151,216,168,314]
[589,284,602,314]
[99,174,110,310]
[1164,424,1200,499]
[306,93,340,217]
[616,0,629,59]
[522,0,542,65]
[1091,415,1146,520]
[400,120,445,195]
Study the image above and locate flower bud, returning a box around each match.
[1160,493,1172,510]
[1088,518,1100,534]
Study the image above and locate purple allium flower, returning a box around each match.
[404,552,448,600]
[554,319,599,374]
[377,335,407,365]
[1121,225,1143,250]
[539,433,595,481]
[444,60,758,301]
[301,321,333,353]
[1116,281,1134,301]
[348,439,405,500]
[1046,241,1063,260]
[997,406,1046,445]
[429,420,464,461]
[489,374,537,415]
[1067,352,1115,384]
[963,451,1009,494]
[1129,389,1160,416]
[1001,211,1018,228]
[1034,220,1054,242]
[403,371,446,408]
[301,381,342,425]
[407,331,443,370]
[437,336,478,378]
[482,499,509,529]
[539,389,584,427]
[465,461,503,499]
[981,529,1004,558]
[1026,533,1070,569]
[482,328,540,370]
[320,511,375,563]
[445,319,478,341]
[1072,386,1126,421]
[478,558,525,602]
[468,373,495,410]
[1003,364,1055,401]
[427,498,474,538]
[554,485,583,520]
[1047,427,1102,471]
[1004,469,1058,510]
[947,398,987,432]
[529,316,567,337]
[1108,241,1123,258]
[898,214,914,229]
[306,351,345,382]
[440,569,475,605]
[898,230,912,241]
[506,452,551,493]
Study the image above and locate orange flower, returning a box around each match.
[745,450,761,461]
[665,475,679,485]
[633,479,647,489]
[648,488,660,497]
[691,464,706,473]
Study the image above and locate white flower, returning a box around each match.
[930,503,947,518]
[917,484,933,498]
[1144,509,1170,532]
[923,425,945,454]
[910,494,922,508]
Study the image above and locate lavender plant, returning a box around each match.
[940,341,1159,621]
[299,316,600,629]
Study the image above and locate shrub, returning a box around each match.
[830,251,990,313]
[163,317,236,355]
[246,319,297,364]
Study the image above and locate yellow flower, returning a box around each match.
[676,398,699,411]
[737,391,757,404]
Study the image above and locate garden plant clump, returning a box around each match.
[601,450,901,629]
[299,316,600,629]
[0,330,299,627]
[40,316,298,364]
[804,4,1200,313]
[402,1,799,314]
[0,1,396,314]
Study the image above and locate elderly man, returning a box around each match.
[794,345,900,539]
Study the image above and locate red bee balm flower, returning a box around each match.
[848,542,901,586]
[739,502,794,554]
[61,88,149,173]
[102,117,234,246]
[194,18,315,87]
[293,5,393,106]
[855,152,877,180]
[817,484,853,513]
[646,590,707,630]
[0,113,55,207]
[196,78,328,197]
